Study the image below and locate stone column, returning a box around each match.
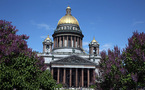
[93,69,95,84]
[80,38,81,48]
[67,36,68,47]
[91,47,93,54]
[57,37,58,47]
[81,38,82,48]
[74,36,76,48]
[77,37,79,47]
[53,37,55,48]
[76,68,78,87]
[70,68,72,87]
[51,68,53,78]
[71,36,72,47]
[97,48,99,55]
[50,45,52,52]
[63,68,66,84]
[63,36,65,47]
[57,68,60,83]
[87,69,90,87]
[82,69,84,87]
[59,36,61,47]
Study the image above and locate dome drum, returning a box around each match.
[52,31,84,38]
[56,24,80,31]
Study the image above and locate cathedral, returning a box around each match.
[38,6,101,88]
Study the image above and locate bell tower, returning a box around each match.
[43,35,53,54]
[89,37,100,63]
[89,37,99,55]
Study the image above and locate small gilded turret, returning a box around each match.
[91,37,97,43]
[43,35,53,53]
[45,35,51,41]
[89,37,99,55]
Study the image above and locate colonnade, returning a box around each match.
[53,36,82,48]
[51,68,95,87]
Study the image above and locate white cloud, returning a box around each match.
[37,23,50,30]
[40,36,47,39]
[30,20,54,30]
[83,41,89,46]
[100,43,112,52]
[40,35,53,39]
[133,21,144,26]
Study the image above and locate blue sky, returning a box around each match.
[0,0,145,53]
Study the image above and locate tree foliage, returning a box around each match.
[98,46,125,90]
[98,31,145,89]
[0,20,56,89]
[122,31,145,88]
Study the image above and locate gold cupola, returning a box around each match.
[92,37,97,43]
[57,6,79,26]
[45,35,51,41]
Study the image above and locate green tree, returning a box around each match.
[122,31,145,89]
[0,20,56,89]
[98,46,125,90]
[98,31,145,90]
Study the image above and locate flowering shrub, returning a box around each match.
[123,31,145,88]
[98,31,145,89]
[98,46,124,89]
[0,20,55,89]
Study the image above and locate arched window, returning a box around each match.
[70,26,72,30]
[61,27,63,30]
[46,45,49,49]
[73,27,75,30]
[93,47,97,54]
[67,26,69,30]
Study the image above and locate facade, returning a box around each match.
[38,6,101,88]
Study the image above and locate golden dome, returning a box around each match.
[58,14,79,26]
[45,35,51,40]
[57,6,79,26]
[92,37,97,43]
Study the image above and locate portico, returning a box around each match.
[50,55,97,88]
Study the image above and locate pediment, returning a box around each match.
[51,55,96,66]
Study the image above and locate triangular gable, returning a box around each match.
[51,55,96,66]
